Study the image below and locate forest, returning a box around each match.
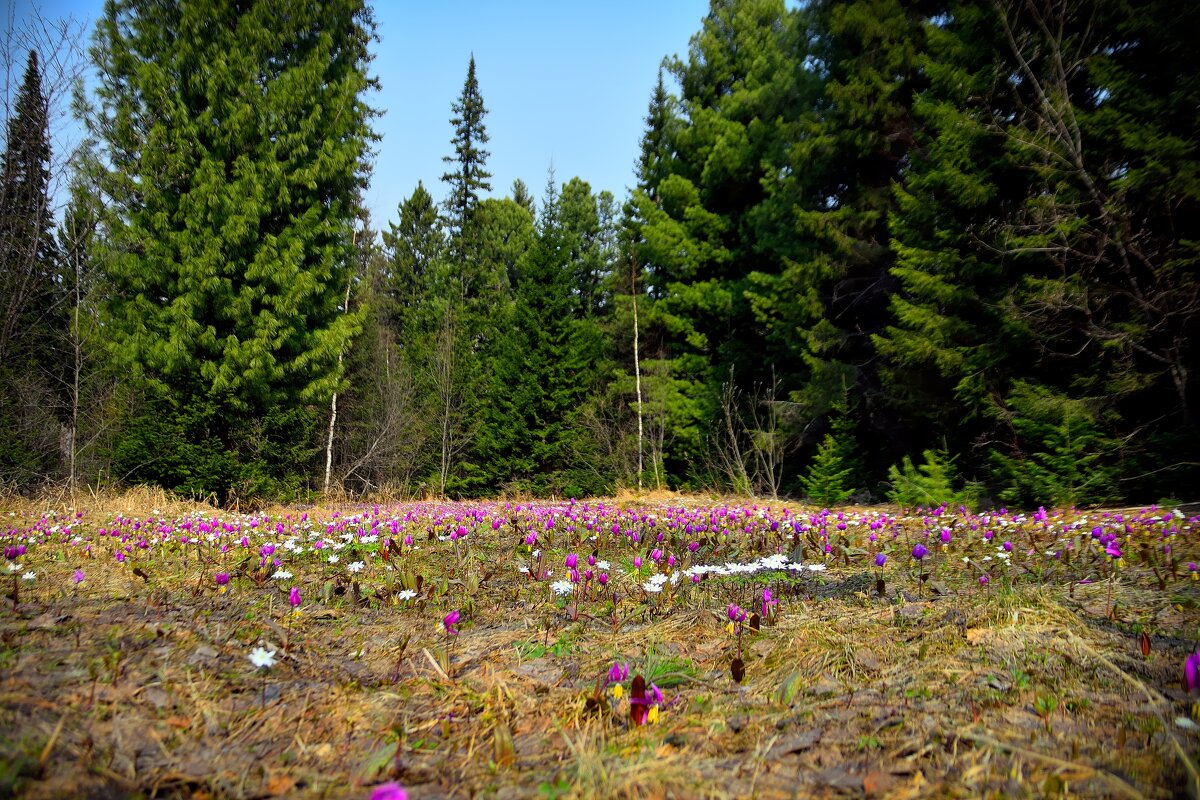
[2,0,1197,507]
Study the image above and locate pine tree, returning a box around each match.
[441,55,491,257]
[0,49,64,483]
[88,0,377,499]
[381,181,444,337]
[510,178,535,216]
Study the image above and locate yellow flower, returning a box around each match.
[611,684,624,699]
[647,706,659,724]
[725,622,735,635]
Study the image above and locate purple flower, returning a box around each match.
[727,603,747,623]
[1187,650,1200,695]
[565,553,578,570]
[940,529,952,545]
[648,683,664,705]
[761,589,778,618]
[1106,541,1122,560]
[911,543,928,561]
[215,572,230,587]
[875,553,887,568]
[979,575,989,586]
[72,569,85,584]
[369,782,408,800]
[597,573,609,586]
[289,586,301,608]
[1002,541,1013,552]
[607,661,629,684]
[443,609,461,636]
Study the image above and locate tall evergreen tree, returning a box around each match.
[87,0,377,499]
[0,49,64,483]
[441,54,491,257]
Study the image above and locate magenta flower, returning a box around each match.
[607,661,629,684]
[727,603,747,623]
[761,589,778,618]
[1187,650,1200,695]
[443,609,461,636]
[565,553,578,569]
[1106,542,1122,559]
[215,572,230,587]
[369,782,408,800]
[289,586,301,608]
[72,569,85,584]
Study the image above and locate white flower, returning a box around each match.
[518,565,530,574]
[347,561,365,573]
[595,560,611,571]
[806,564,827,572]
[271,569,293,580]
[22,571,35,581]
[550,580,574,597]
[642,581,663,593]
[531,549,541,558]
[397,589,417,601]
[328,554,339,564]
[249,647,276,669]
[646,573,669,586]
[5,563,19,573]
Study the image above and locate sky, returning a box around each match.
[3,0,710,227]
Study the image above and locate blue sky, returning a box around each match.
[4,0,709,227]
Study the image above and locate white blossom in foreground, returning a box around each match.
[249,647,277,669]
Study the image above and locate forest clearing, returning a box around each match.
[3,490,1200,799]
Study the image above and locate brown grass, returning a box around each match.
[1,495,1199,798]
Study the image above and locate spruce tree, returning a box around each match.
[441,55,491,257]
[87,0,377,499]
[0,49,63,483]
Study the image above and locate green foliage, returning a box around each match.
[0,50,66,485]
[989,383,1117,507]
[441,55,491,254]
[801,434,856,507]
[886,448,971,510]
[86,0,375,498]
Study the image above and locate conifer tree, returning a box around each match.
[441,55,491,258]
[0,49,63,482]
[88,0,377,498]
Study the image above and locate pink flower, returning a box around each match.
[369,782,408,800]
[289,587,301,608]
[443,609,461,636]
[1187,650,1200,695]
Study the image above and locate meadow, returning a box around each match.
[2,490,1199,799]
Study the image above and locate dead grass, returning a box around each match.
[1,496,1199,798]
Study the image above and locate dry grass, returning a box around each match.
[1,494,1199,798]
